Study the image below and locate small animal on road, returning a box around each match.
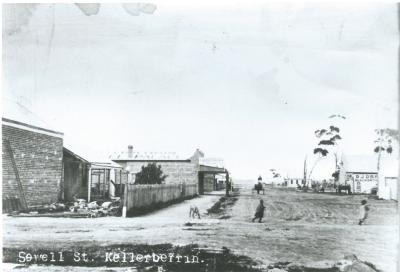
[189,205,201,219]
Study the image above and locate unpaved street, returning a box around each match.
[3,188,399,271]
[212,188,398,272]
[3,194,221,248]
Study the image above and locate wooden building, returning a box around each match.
[63,148,90,201]
[62,148,129,202]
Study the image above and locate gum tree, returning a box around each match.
[374,128,399,171]
[269,168,281,178]
[308,115,345,184]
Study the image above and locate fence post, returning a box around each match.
[122,173,133,218]
[122,184,128,218]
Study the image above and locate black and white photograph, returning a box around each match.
[1,2,399,271]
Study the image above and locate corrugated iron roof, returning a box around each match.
[111,150,183,161]
[199,157,224,168]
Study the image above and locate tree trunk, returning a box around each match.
[303,156,307,186]
[377,129,384,172]
[308,157,322,185]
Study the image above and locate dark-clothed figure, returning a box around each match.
[256,176,263,194]
[358,200,369,225]
[252,199,265,223]
[256,182,262,194]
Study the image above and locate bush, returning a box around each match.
[135,163,167,185]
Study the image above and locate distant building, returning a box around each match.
[112,146,198,185]
[339,155,378,194]
[284,178,304,188]
[111,146,228,195]
[344,172,378,194]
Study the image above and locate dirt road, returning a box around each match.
[212,188,398,272]
[3,188,399,271]
[3,194,221,248]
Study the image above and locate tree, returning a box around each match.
[308,115,345,183]
[313,125,342,157]
[374,128,399,171]
[135,163,168,185]
[269,168,281,178]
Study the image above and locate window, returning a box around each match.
[90,169,110,199]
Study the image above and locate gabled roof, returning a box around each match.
[2,117,63,138]
[63,147,90,163]
[64,147,124,169]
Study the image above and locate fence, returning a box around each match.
[124,183,198,213]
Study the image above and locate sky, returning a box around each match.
[2,2,399,180]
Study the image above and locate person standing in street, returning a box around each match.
[358,199,369,225]
[252,199,265,223]
[256,176,262,194]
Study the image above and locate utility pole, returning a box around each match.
[225,171,230,197]
[303,156,307,187]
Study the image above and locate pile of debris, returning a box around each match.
[8,197,122,218]
[68,197,122,217]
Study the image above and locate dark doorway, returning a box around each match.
[198,173,204,195]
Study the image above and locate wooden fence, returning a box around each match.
[124,183,198,212]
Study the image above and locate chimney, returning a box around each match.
[128,145,133,158]
[190,148,204,164]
